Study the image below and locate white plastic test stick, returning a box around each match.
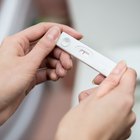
[56,32,116,77]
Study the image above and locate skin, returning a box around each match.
[0,22,82,124]
[0,22,137,140]
[55,61,137,140]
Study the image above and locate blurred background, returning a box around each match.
[0,0,140,140]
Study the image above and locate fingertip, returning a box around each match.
[50,71,59,81]
[63,58,73,70]
[79,91,90,102]
[60,52,73,70]
[75,32,83,40]
[111,60,127,75]
[61,24,83,40]
[56,62,67,77]
[92,74,105,85]
[76,33,83,40]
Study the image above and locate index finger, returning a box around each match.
[117,68,137,96]
[96,60,127,97]
[14,22,83,42]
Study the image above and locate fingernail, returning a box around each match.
[112,60,127,74]
[46,26,61,41]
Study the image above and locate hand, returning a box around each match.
[55,61,137,140]
[0,22,82,124]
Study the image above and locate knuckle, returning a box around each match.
[120,96,134,109]
[78,90,89,102]
[38,22,47,28]
[106,75,119,87]
[78,91,86,101]
[125,130,132,139]
[126,68,137,81]
[128,68,137,78]
[38,36,54,50]
[132,69,137,78]
[38,38,53,51]
[38,22,49,33]
[62,24,69,29]
[2,36,12,43]
[38,22,56,31]
[126,96,134,108]
[38,39,47,47]
[130,112,136,126]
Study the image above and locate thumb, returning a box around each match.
[27,26,61,67]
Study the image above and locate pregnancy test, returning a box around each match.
[56,32,116,77]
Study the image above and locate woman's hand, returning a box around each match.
[0,22,82,124]
[55,61,137,140]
